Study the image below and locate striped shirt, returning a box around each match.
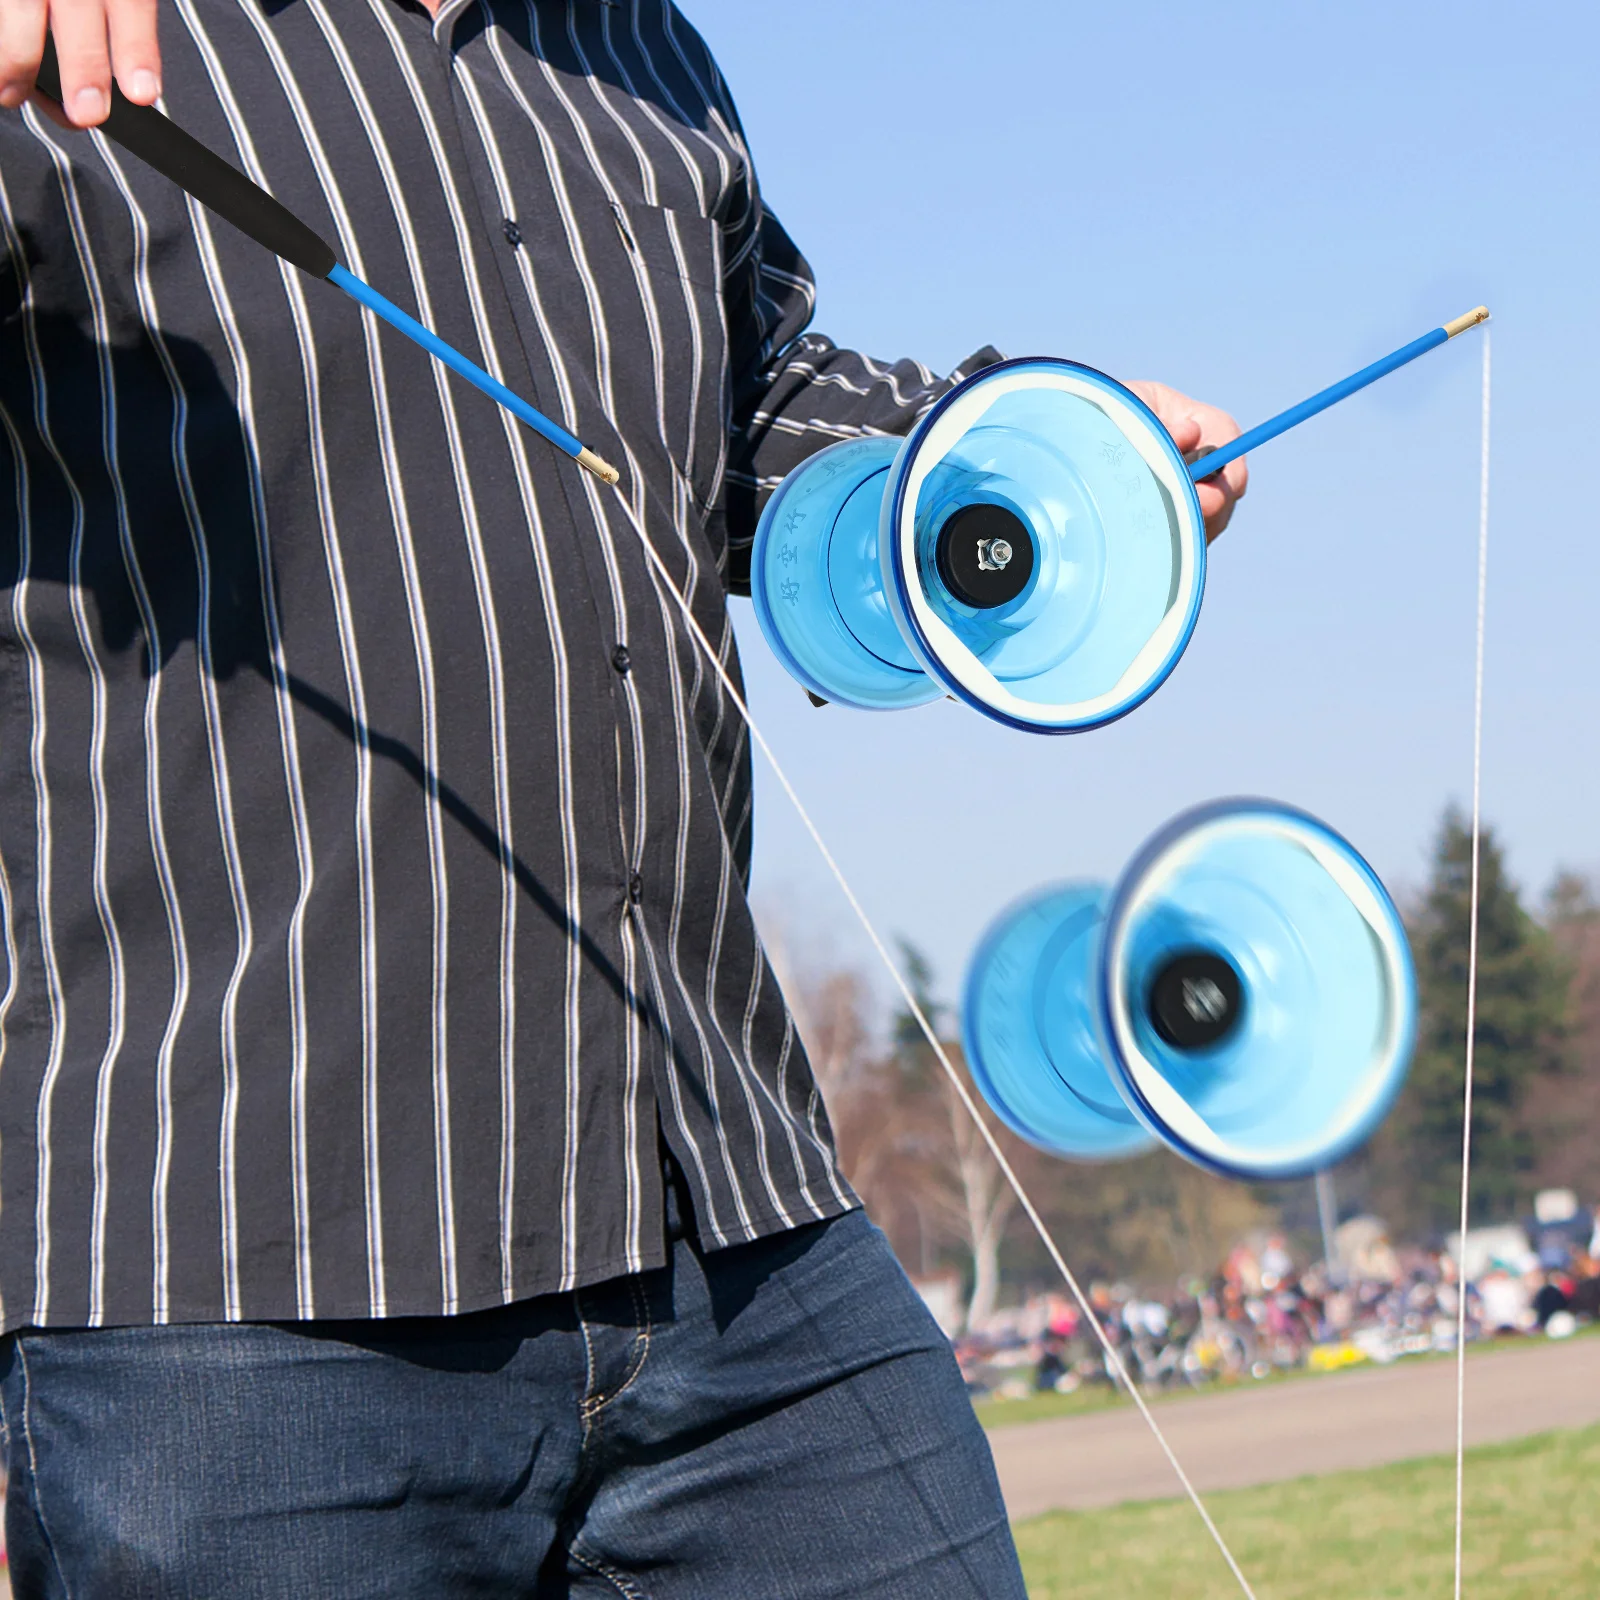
[0,0,1001,1331]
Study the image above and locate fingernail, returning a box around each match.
[71,86,106,121]
[127,69,158,101]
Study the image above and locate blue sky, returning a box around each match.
[685,0,1598,1004]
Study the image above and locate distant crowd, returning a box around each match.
[955,1198,1600,1400]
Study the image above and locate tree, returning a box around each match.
[888,939,1034,1331]
[772,936,989,1289]
[1520,871,1600,1197]
[1002,1146,1275,1294]
[1367,809,1567,1233]
[776,954,926,1260]
[892,939,946,1057]
[1546,870,1599,928]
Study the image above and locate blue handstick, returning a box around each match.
[1190,306,1489,482]
[329,265,619,484]
[29,51,624,490]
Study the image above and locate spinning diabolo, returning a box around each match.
[962,801,1417,1180]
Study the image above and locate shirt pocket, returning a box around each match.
[609,199,729,512]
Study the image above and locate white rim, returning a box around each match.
[1105,813,1412,1170]
[889,368,1203,725]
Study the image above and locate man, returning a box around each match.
[0,1,1246,1593]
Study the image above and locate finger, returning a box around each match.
[25,83,75,128]
[1197,478,1240,543]
[0,0,48,108]
[105,0,158,103]
[1200,445,1247,504]
[1197,480,1229,525]
[1195,406,1241,451]
[1165,414,1202,455]
[48,0,114,125]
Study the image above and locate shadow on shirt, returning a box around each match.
[0,254,652,1018]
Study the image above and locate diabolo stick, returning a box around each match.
[1191,306,1490,482]
[34,41,622,487]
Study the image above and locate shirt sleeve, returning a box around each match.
[711,124,1001,596]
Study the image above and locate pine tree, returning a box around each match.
[891,937,948,1073]
[1370,809,1567,1233]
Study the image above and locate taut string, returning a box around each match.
[1452,325,1492,1599]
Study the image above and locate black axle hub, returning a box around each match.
[934,503,1035,609]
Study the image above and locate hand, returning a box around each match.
[0,0,161,130]
[1126,379,1248,543]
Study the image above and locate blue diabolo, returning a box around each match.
[751,359,1208,732]
[963,801,1417,1180]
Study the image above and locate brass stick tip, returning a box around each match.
[577,446,621,486]
[1443,306,1491,339]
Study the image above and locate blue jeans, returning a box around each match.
[0,1203,1025,1598]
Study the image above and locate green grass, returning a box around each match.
[974,1382,1130,1428]
[974,1364,1318,1429]
[975,1355,1383,1430]
[1014,1423,1600,1598]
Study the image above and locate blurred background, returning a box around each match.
[684,4,1600,1593]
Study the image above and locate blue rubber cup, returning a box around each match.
[962,882,1156,1160]
[750,436,942,710]
[1096,800,1418,1180]
[749,359,1207,730]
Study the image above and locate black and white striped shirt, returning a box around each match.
[0,0,1000,1330]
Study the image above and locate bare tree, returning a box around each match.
[766,934,933,1263]
[922,1050,1022,1329]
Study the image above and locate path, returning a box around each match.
[990,1336,1600,1518]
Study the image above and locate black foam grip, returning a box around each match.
[36,37,337,279]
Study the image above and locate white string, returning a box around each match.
[610,497,1259,1600]
[1453,326,1492,1598]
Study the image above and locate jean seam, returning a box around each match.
[581,1276,652,1422]
[15,1338,77,1600]
[569,1538,647,1599]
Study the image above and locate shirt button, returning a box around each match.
[502,218,523,247]
[611,644,632,675]
[628,873,644,904]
